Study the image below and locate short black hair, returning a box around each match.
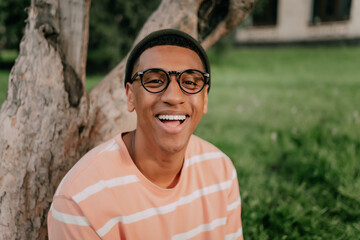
[124,29,211,92]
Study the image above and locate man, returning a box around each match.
[48,29,242,239]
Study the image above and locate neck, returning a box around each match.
[123,130,186,188]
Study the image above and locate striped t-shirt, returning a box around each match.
[47,133,243,239]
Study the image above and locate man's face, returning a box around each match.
[126,45,209,154]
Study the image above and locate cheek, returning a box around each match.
[133,92,154,113]
[194,95,207,114]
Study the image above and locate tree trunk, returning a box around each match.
[0,0,91,239]
[0,0,257,239]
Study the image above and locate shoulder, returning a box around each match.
[186,135,236,177]
[54,134,126,198]
[187,134,220,153]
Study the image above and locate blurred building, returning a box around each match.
[236,0,360,45]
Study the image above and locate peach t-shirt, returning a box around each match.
[48,133,242,239]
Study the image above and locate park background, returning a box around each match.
[1,0,359,239]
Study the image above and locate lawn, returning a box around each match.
[1,47,360,239]
[197,46,360,239]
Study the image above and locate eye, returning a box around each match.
[143,78,165,88]
[180,71,204,91]
[142,70,167,89]
[146,79,164,84]
[182,79,198,86]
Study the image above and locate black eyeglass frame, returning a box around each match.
[130,68,210,94]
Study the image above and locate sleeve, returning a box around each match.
[225,168,243,240]
[47,196,102,240]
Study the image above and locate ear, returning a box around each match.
[202,85,209,114]
[126,82,135,112]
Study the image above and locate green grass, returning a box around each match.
[86,74,104,91]
[0,70,9,103]
[195,46,360,239]
[1,47,359,238]
[0,49,18,62]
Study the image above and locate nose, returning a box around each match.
[160,75,185,105]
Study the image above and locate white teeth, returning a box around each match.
[158,115,186,121]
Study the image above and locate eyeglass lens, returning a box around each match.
[142,69,206,94]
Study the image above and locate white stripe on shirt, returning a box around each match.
[232,169,237,179]
[226,198,241,212]
[184,152,228,168]
[72,175,139,203]
[225,227,243,240]
[96,178,233,237]
[51,206,90,226]
[171,217,227,240]
[98,139,120,154]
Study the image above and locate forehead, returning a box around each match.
[135,45,204,72]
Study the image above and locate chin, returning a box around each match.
[158,139,188,154]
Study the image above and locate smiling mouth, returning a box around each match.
[157,114,188,124]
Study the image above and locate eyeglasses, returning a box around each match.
[130,68,209,94]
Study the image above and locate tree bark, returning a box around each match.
[0,0,257,239]
[0,0,91,239]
